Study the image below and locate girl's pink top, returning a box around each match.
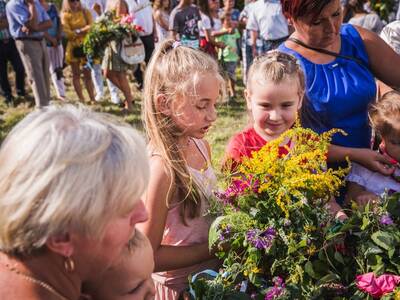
[152,138,219,296]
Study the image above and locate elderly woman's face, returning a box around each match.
[77,200,149,274]
[291,0,342,49]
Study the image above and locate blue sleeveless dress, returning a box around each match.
[279,24,376,149]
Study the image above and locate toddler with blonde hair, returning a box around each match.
[347,91,400,206]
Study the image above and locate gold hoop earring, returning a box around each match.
[64,256,75,273]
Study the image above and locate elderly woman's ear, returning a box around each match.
[46,233,74,257]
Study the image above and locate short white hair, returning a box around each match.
[0,105,149,254]
[381,21,400,55]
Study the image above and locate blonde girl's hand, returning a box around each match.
[353,148,394,176]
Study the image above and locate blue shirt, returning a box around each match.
[279,24,376,149]
[46,3,59,38]
[6,0,50,38]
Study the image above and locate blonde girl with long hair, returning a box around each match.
[138,39,225,299]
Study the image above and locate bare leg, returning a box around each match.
[230,78,236,98]
[105,69,133,111]
[71,63,85,102]
[82,67,95,102]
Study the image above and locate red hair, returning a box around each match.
[280,0,332,20]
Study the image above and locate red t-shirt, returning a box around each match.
[223,126,289,172]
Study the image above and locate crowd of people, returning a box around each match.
[1,0,400,300]
[1,0,400,108]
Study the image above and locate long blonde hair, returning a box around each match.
[143,40,224,222]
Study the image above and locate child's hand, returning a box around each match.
[326,196,347,221]
[355,148,395,176]
[335,210,348,221]
[355,191,379,208]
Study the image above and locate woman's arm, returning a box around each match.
[154,10,168,31]
[80,9,93,33]
[61,12,75,39]
[356,25,400,89]
[137,156,213,273]
[328,144,394,175]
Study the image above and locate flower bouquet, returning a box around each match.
[190,127,354,299]
[338,192,400,299]
[83,11,143,60]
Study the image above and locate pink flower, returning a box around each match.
[356,272,400,298]
[120,13,135,25]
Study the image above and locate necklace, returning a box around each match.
[4,262,70,300]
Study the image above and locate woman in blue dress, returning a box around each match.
[279,0,400,177]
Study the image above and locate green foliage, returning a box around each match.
[193,128,353,299]
[370,0,397,21]
[83,11,140,59]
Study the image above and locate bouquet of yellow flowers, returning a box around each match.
[191,127,353,299]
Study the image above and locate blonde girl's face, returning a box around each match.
[246,77,302,142]
[169,72,219,139]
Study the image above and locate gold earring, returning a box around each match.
[64,256,75,273]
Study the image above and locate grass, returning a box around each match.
[0,66,249,175]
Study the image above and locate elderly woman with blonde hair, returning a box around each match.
[0,105,150,300]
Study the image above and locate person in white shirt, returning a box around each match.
[128,0,156,89]
[246,0,288,57]
[239,0,262,83]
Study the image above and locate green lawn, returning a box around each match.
[0,67,248,175]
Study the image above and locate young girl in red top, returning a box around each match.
[224,50,345,219]
[224,50,304,170]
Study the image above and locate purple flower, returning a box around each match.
[216,177,260,205]
[219,225,232,241]
[246,228,276,250]
[265,277,285,300]
[380,214,394,226]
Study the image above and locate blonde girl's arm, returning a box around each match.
[138,156,214,273]
[327,144,394,176]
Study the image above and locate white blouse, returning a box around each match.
[347,162,400,196]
